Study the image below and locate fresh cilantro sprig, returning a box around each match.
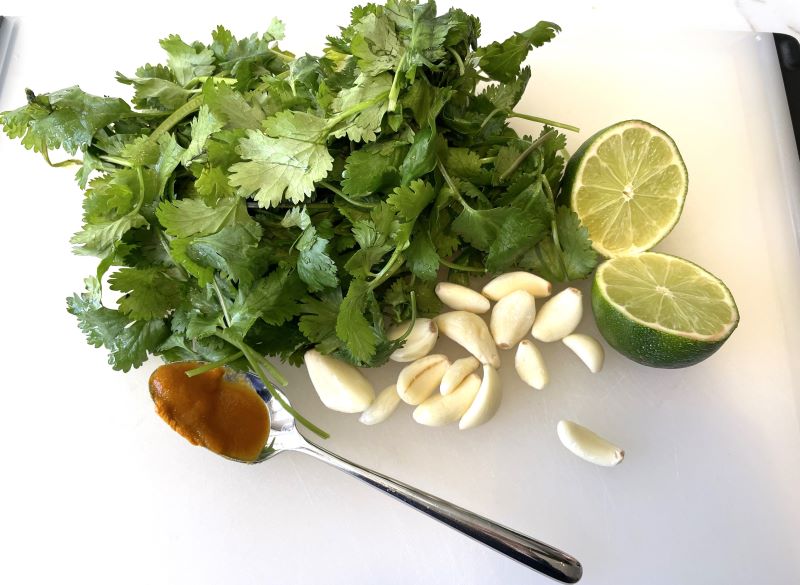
[1,1,600,438]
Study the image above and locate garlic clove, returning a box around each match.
[556,420,625,467]
[531,287,583,342]
[396,354,450,405]
[490,290,537,349]
[304,349,375,413]
[459,365,502,430]
[562,334,605,373]
[435,282,491,314]
[435,311,501,369]
[482,271,552,301]
[388,318,439,363]
[515,339,549,390]
[440,356,480,395]
[359,384,402,425]
[413,374,481,426]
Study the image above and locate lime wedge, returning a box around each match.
[592,252,739,368]
[564,120,688,258]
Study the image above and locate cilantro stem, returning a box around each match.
[447,47,465,76]
[221,334,329,439]
[212,277,232,327]
[41,150,81,167]
[436,159,471,210]
[387,53,407,112]
[368,247,405,292]
[324,91,390,133]
[499,128,557,182]
[509,111,579,133]
[439,257,487,273]
[319,180,374,209]
[218,48,293,68]
[394,291,418,344]
[479,107,506,130]
[186,76,238,88]
[185,352,244,377]
[478,156,496,165]
[99,155,133,168]
[147,94,204,145]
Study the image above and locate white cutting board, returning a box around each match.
[1,8,799,585]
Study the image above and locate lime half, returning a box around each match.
[564,120,688,258]
[592,252,739,368]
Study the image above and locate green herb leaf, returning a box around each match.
[336,279,378,363]
[476,22,560,83]
[228,112,334,208]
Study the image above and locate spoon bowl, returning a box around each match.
[214,370,583,583]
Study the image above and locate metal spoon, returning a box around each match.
[235,372,583,583]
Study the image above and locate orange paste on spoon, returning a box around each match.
[149,362,270,462]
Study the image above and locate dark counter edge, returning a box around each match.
[775,33,800,159]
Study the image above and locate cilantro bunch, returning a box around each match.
[0,1,597,433]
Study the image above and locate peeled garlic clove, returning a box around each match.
[304,349,375,413]
[440,356,480,395]
[515,339,548,390]
[397,354,450,405]
[359,384,402,425]
[435,282,491,314]
[482,271,552,301]
[562,333,605,373]
[388,318,439,363]
[556,420,624,467]
[413,374,481,426]
[531,287,583,342]
[490,290,537,349]
[459,365,502,430]
[435,311,501,369]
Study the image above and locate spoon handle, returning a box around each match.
[293,440,582,583]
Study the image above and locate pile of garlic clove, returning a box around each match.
[303,271,622,465]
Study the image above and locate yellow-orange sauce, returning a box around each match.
[148,362,270,462]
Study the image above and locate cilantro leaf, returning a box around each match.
[156,196,257,238]
[159,34,215,86]
[108,267,185,320]
[405,222,439,280]
[482,66,531,111]
[1,86,131,155]
[228,112,333,208]
[336,279,378,363]
[523,207,599,281]
[399,126,442,184]
[476,22,560,83]
[181,105,224,166]
[330,73,391,143]
[116,67,193,111]
[351,13,401,75]
[184,225,265,285]
[296,226,339,292]
[341,140,406,196]
[67,281,168,372]
[387,179,435,221]
[202,81,265,130]
[299,290,344,354]
[228,266,305,336]
[451,205,511,251]
[154,134,186,195]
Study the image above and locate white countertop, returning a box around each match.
[1,4,800,585]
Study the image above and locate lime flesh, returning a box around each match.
[564,120,688,258]
[592,252,739,368]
